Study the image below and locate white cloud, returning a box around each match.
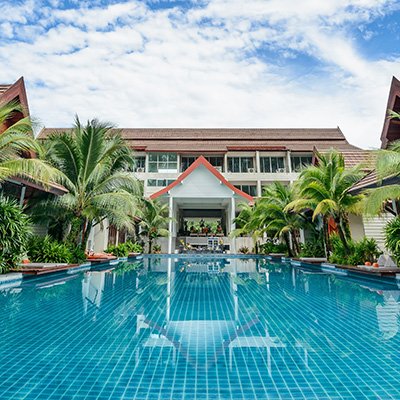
[0,0,399,149]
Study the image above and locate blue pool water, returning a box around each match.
[1,256,400,399]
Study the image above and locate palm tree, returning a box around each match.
[232,183,304,256]
[231,202,263,254]
[0,100,57,184]
[363,111,400,215]
[34,117,142,249]
[138,198,169,253]
[254,183,304,257]
[286,150,364,254]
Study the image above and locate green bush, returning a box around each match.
[299,239,325,258]
[0,196,31,273]
[152,244,161,253]
[27,236,86,264]
[329,235,381,266]
[238,246,249,254]
[259,241,287,255]
[105,243,129,257]
[106,241,144,257]
[385,216,400,263]
[124,241,143,253]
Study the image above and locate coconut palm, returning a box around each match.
[363,111,400,215]
[232,183,304,256]
[0,100,57,184]
[254,183,304,257]
[33,117,142,248]
[231,202,264,254]
[138,198,169,253]
[286,150,364,254]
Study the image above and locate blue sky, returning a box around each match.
[1,0,400,148]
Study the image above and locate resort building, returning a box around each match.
[5,75,396,254]
[38,126,370,253]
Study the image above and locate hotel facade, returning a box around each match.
[2,76,397,254]
[39,127,373,253]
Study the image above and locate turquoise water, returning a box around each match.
[1,256,400,399]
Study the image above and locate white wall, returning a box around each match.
[89,219,110,252]
[348,214,365,241]
[362,213,394,251]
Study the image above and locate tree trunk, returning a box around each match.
[148,237,153,254]
[284,233,293,257]
[291,230,300,257]
[81,220,92,251]
[336,218,350,254]
[322,216,331,257]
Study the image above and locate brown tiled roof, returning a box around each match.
[380,76,400,149]
[38,127,359,152]
[0,84,12,96]
[350,171,400,193]
[0,77,30,116]
[337,150,374,170]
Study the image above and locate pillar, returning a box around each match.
[286,150,292,173]
[230,197,236,253]
[168,196,174,254]
[256,150,261,173]
[19,185,26,207]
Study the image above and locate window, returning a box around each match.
[181,156,196,171]
[147,179,175,187]
[148,153,177,172]
[291,155,313,172]
[205,156,224,171]
[235,185,257,196]
[260,157,285,173]
[228,157,254,173]
[181,156,224,171]
[133,156,146,172]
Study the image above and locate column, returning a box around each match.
[286,150,292,173]
[19,185,26,207]
[224,153,228,173]
[287,150,293,185]
[230,197,236,253]
[168,196,174,254]
[257,180,262,197]
[256,151,261,173]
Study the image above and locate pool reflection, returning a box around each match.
[2,256,400,399]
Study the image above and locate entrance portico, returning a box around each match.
[150,156,253,254]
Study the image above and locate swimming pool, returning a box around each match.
[1,256,400,399]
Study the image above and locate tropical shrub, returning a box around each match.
[106,241,144,257]
[105,243,129,257]
[329,235,381,266]
[259,241,287,255]
[27,236,86,264]
[299,238,325,258]
[384,216,400,263]
[125,241,143,253]
[153,244,161,253]
[238,246,249,254]
[0,196,31,273]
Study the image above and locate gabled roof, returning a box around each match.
[0,77,30,117]
[350,171,400,194]
[37,127,359,152]
[150,156,253,201]
[380,76,400,149]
